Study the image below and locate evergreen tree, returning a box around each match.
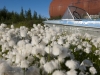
[20,7,25,21]
[33,11,38,20]
[0,6,8,22]
[38,14,42,20]
[0,6,45,24]
[25,8,32,20]
[11,11,19,23]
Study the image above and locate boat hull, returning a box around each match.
[44,19,100,28]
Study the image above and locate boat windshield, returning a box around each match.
[62,6,91,20]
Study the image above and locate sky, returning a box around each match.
[0,0,52,18]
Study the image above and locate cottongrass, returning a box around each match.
[43,61,54,73]
[66,69,77,75]
[65,59,79,70]
[0,23,99,75]
[52,44,63,56]
[89,67,97,75]
[52,70,66,75]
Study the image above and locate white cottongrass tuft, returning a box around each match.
[43,61,54,73]
[59,47,71,59]
[64,42,70,49]
[84,47,91,54]
[65,59,79,70]
[17,40,26,47]
[20,27,28,38]
[20,60,29,68]
[77,45,83,50]
[51,60,60,69]
[58,37,64,45]
[15,54,24,64]
[11,24,14,29]
[95,50,100,55]
[45,46,52,54]
[66,69,77,75]
[84,33,92,40]
[8,40,16,47]
[52,70,66,75]
[52,44,62,56]
[89,67,97,75]
[40,57,46,65]
[31,35,39,46]
[1,23,7,28]
[21,26,28,34]
[58,56,64,63]
[27,56,34,63]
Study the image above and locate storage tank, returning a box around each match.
[49,0,100,18]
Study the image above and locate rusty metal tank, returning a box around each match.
[49,0,100,18]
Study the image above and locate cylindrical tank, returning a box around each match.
[49,0,100,18]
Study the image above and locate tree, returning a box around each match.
[33,11,38,20]
[38,14,42,20]
[0,6,8,22]
[20,7,25,21]
[0,6,45,24]
[25,8,32,20]
[11,11,20,23]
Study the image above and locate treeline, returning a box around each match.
[0,7,46,25]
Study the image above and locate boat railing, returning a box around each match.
[62,6,92,20]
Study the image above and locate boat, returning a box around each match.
[43,6,100,37]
